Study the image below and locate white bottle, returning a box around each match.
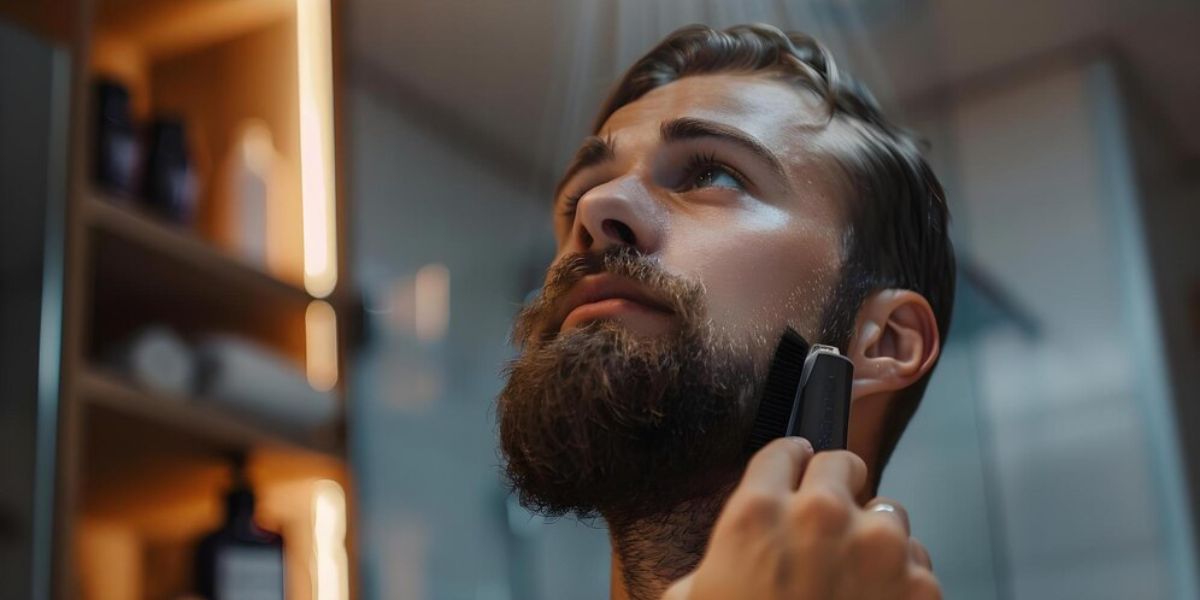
[226,121,277,268]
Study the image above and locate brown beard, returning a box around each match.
[497,247,765,525]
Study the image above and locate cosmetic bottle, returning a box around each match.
[93,79,139,197]
[143,116,197,224]
[194,458,285,600]
[224,121,277,268]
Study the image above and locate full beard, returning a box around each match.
[497,247,766,525]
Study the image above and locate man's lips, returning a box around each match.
[554,273,675,333]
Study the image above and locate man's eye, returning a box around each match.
[692,166,743,190]
[683,153,747,191]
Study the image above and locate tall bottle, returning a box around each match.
[194,458,285,599]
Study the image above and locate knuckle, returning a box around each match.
[790,488,851,531]
[817,448,863,470]
[806,449,834,470]
[841,451,870,492]
[723,491,780,530]
[752,437,807,466]
[766,436,810,455]
[847,451,868,476]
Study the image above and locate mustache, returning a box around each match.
[513,246,705,346]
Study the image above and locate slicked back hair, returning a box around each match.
[592,24,956,476]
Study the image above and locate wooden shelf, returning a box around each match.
[85,195,311,306]
[50,0,353,594]
[96,0,293,61]
[78,367,339,456]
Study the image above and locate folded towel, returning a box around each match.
[110,325,194,396]
[195,335,337,432]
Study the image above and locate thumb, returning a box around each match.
[661,572,695,600]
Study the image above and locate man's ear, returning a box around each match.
[846,289,941,399]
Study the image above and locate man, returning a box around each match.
[498,23,954,600]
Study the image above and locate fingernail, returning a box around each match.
[871,502,904,527]
[870,503,898,515]
[787,436,813,452]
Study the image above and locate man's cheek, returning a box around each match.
[677,255,833,341]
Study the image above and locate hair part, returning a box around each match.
[593,23,957,477]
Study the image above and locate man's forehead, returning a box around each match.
[598,73,827,143]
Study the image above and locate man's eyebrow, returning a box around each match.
[660,117,788,181]
[554,133,616,198]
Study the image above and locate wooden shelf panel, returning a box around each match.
[77,399,349,598]
[86,195,310,306]
[78,367,339,456]
[96,0,293,61]
[85,195,313,366]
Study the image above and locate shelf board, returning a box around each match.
[78,367,339,456]
[96,0,293,62]
[85,195,312,308]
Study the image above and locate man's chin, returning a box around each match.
[500,247,760,522]
[498,320,761,523]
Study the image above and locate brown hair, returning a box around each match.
[593,23,956,475]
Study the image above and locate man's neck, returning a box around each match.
[606,493,729,600]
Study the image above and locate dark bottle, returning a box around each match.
[92,79,139,197]
[142,116,197,224]
[194,462,285,600]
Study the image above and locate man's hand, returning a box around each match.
[663,438,940,600]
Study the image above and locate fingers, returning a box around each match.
[864,497,932,570]
[909,538,933,571]
[739,437,814,494]
[865,497,910,536]
[847,505,911,582]
[716,438,815,545]
[796,449,868,501]
[701,440,941,600]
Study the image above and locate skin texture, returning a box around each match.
[551,73,943,599]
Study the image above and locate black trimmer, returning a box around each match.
[745,328,854,453]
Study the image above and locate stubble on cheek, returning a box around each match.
[666,219,842,356]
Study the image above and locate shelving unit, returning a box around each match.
[85,195,313,310]
[78,368,339,455]
[0,0,355,598]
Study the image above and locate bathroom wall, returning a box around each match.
[884,59,1196,599]
[348,85,612,600]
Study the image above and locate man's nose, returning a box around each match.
[568,176,661,255]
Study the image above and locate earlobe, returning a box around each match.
[847,290,941,399]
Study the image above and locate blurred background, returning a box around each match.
[2,0,1198,599]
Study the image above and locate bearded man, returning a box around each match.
[498,23,954,600]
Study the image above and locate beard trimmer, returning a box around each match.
[787,344,854,451]
[745,328,854,453]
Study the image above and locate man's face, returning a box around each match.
[553,73,848,346]
[499,73,853,522]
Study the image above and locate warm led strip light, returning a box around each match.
[305,300,338,391]
[312,479,349,600]
[298,0,337,298]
